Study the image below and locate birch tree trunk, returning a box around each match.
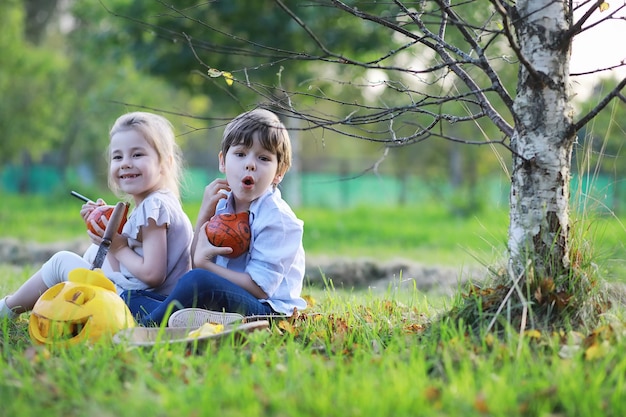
[508,0,576,280]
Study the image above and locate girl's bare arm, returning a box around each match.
[107,219,168,287]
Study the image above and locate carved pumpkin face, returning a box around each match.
[29,268,136,347]
[86,203,129,236]
[205,211,251,258]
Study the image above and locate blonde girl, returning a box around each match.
[0,112,193,319]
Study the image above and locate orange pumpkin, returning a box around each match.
[86,203,129,236]
[205,211,251,258]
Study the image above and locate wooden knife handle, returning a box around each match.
[102,202,127,243]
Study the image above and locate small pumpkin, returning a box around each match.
[86,203,129,236]
[205,211,251,258]
[29,268,136,347]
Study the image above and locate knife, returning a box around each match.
[91,201,127,270]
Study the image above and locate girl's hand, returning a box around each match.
[86,229,103,247]
[193,221,233,267]
[86,217,125,250]
[197,179,230,226]
[80,198,106,223]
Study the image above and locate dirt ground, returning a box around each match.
[0,238,487,296]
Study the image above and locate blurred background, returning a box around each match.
[2,0,625,216]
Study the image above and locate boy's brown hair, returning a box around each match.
[222,109,292,177]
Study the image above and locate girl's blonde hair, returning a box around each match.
[108,112,184,199]
[222,109,292,178]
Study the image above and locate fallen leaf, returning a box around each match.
[584,340,610,361]
[474,392,489,414]
[423,386,441,402]
[524,329,542,340]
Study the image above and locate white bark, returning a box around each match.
[508,0,575,278]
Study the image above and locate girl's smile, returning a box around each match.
[109,129,162,204]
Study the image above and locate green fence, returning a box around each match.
[2,164,626,213]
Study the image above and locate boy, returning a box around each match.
[139,108,306,325]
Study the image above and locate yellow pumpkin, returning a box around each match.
[29,268,136,347]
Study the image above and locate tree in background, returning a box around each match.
[73,0,517,212]
[0,0,212,193]
[0,0,73,191]
[133,0,624,331]
[4,0,625,330]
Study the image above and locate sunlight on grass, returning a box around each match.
[2,193,626,415]
[1,272,626,416]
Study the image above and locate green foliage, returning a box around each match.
[4,0,619,213]
[0,0,213,192]
[70,0,398,96]
[0,1,69,164]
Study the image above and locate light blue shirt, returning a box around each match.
[214,188,307,315]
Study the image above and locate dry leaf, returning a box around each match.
[474,392,489,413]
[524,329,542,339]
[207,68,222,78]
[303,294,316,307]
[423,386,441,402]
[584,341,609,361]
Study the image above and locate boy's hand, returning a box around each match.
[193,221,234,267]
[197,179,230,225]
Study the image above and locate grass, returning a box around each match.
[3,192,625,272]
[2,193,626,415]
[4,192,624,259]
[3,281,626,416]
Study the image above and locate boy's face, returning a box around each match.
[219,138,282,210]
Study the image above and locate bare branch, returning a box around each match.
[393,0,515,136]
[435,0,515,108]
[488,0,546,84]
[573,77,626,133]
[571,61,626,77]
[273,0,334,58]
[568,0,626,38]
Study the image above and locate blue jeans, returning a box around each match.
[130,269,276,326]
[121,290,167,320]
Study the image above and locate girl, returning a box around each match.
[139,108,307,326]
[0,112,193,319]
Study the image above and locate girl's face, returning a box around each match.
[109,129,162,204]
[219,137,282,211]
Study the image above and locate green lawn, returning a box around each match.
[2,193,626,416]
[2,192,625,271]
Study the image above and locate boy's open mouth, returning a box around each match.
[242,177,254,186]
